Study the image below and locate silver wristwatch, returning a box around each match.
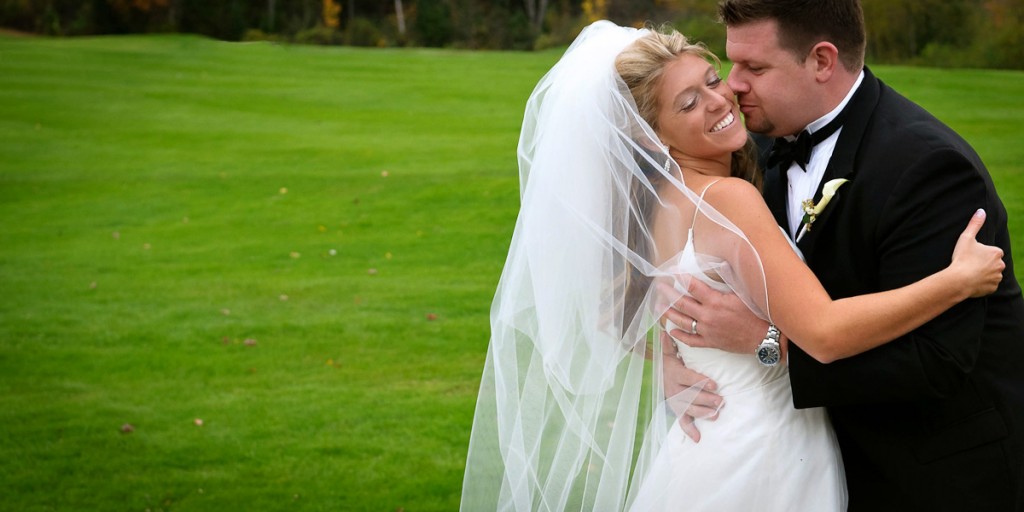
[756,324,782,367]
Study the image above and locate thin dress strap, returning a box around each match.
[690,179,722,229]
[689,178,774,323]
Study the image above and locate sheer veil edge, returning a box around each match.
[460,20,771,511]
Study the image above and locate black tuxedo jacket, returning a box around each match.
[762,68,1024,511]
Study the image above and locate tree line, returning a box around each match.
[2,0,1021,69]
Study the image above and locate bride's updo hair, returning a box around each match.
[615,26,761,189]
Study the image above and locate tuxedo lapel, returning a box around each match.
[754,132,790,231]
[763,153,790,231]
[796,68,882,255]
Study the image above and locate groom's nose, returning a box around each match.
[725,70,748,94]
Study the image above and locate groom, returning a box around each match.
[664,0,1024,509]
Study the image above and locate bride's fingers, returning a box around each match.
[969,246,1005,297]
[959,208,986,242]
[949,214,1006,297]
[953,211,988,258]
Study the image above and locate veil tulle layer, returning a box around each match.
[461,20,770,511]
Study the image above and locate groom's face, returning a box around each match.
[724,19,818,138]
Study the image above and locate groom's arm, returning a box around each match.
[663,279,790,361]
[788,147,993,408]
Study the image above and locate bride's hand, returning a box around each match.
[950,209,1004,298]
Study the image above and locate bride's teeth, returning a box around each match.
[712,112,734,133]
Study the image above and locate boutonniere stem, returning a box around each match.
[796,178,849,242]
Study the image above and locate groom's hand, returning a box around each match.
[662,279,768,355]
[661,331,722,442]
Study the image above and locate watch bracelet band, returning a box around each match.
[755,323,783,367]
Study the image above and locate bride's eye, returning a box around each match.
[680,97,698,112]
[708,75,722,88]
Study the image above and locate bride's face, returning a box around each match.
[655,53,747,164]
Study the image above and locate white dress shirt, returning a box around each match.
[785,71,866,238]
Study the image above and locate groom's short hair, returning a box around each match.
[718,0,866,72]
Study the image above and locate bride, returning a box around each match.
[460,21,1004,511]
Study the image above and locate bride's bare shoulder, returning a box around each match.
[702,176,761,197]
[702,177,767,209]
[699,177,775,228]
[658,176,765,214]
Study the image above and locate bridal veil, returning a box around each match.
[461,21,771,510]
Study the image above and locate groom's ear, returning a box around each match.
[809,42,839,83]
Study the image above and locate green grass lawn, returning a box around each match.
[1,34,1022,511]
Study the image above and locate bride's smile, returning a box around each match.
[711,111,735,133]
[654,53,747,165]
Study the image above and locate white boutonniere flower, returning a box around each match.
[796,178,849,242]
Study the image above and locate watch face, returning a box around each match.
[757,343,781,366]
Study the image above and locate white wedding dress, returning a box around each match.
[629,189,847,511]
[462,22,847,511]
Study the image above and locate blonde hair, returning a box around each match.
[615,27,762,189]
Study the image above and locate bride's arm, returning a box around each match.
[698,178,1003,363]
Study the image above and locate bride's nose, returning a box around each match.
[708,89,731,111]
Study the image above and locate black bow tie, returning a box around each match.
[766,109,848,171]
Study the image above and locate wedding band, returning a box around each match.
[691,319,699,336]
